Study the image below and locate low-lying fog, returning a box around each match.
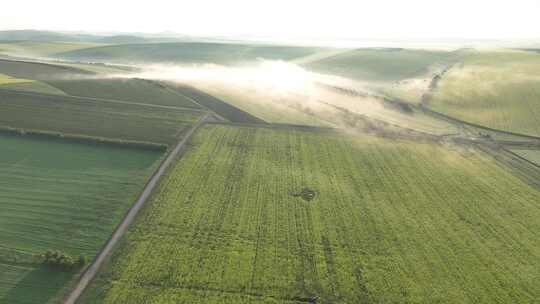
[109,60,457,136]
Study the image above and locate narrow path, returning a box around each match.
[63,114,211,304]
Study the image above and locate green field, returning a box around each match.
[0,90,204,146]
[0,41,100,58]
[0,133,162,304]
[55,42,327,65]
[0,73,32,85]
[48,78,202,109]
[0,72,67,95]
[428,50,540,137]
[81,124,540,304]
[304,48,458,83]
[511,149,540,166]
[0,59,197,105]
[193,82,459,136]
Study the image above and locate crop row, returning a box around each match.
[82,125,540,303]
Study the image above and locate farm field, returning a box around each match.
[81,124,540,304]
[304,48,458,83]
[0,72,67,95]
[0,133,162,304]
[0,41,100,58]
[0,89,204,146]
[48,78,202,109]
[54,42,328,65]
[0,73,31,85]
[0,59,199,107]
[189,83,325,126]
[0,58,91,80]
[428,50,540,137]
[167,84,267,124]
[510,149,540,166]
[191,82,459,135]
[302,48,462,105]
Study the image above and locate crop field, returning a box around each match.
[54,42,328,65]
[510,149,540,166]
[0,59,90,80]
[188,83,325,126]
[0,133,162,303]
[192,82,459,136]
[167,84,266,123]
[0,73,31,85]
[48,78,202,109]
[81,124,540,304]
[0,72,67,95]
[304,48,458,83]
[428,50,540,137]
[0,59,201,108]
[0,90,204,145]
[0,41,100,58]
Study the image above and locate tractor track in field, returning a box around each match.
[63,113,211,304]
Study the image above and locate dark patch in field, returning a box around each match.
[517,48,540,54]
[353,266,373,303]
[382,97,414,114]
[167,84,267,124]
[293,187,317,201]
[0,58,92,80]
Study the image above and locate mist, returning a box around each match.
[105,60,456,137]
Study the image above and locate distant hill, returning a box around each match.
[54,42,328,65]
[0,30,82,42]
[0,30,183,44]
[94,35,149,44]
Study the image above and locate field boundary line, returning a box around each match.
[476,144,540,192]
[502,148,540,169]
[205,121,338,132]
[0,58,93,75]
[63,113,211,304]
[419,104,540,141]
[0,125,167,151]
[0,88,207,113]
[154,81,228,121]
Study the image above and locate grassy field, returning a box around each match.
[0,133,162,304]
[54,42,327,65]
[511,149,540,166]
[0,73,32,85]
[190,83,325,126]
[0,57,127,83]
[304,48,458,83]
[0,59,90,81]
[167,84,266,123]
[192,82,459,135]
[0,90,204,145]
[0,41,100,58]
[428,50,540,137]
[48,78,202,109]
[0,59,201,108]
[81,124,540,304]
[303,48,461,105]
[0,72,67,95]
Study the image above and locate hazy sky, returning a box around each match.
[1,0,539,39]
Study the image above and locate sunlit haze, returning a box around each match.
[1,0,539,41]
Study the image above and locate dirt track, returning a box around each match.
[63,114,210,304]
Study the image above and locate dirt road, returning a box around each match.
[63,114,210,304]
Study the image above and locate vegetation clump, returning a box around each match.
[293,187,317,201]
[36,250,87,271]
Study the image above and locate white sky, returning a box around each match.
[1,0,539,40]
